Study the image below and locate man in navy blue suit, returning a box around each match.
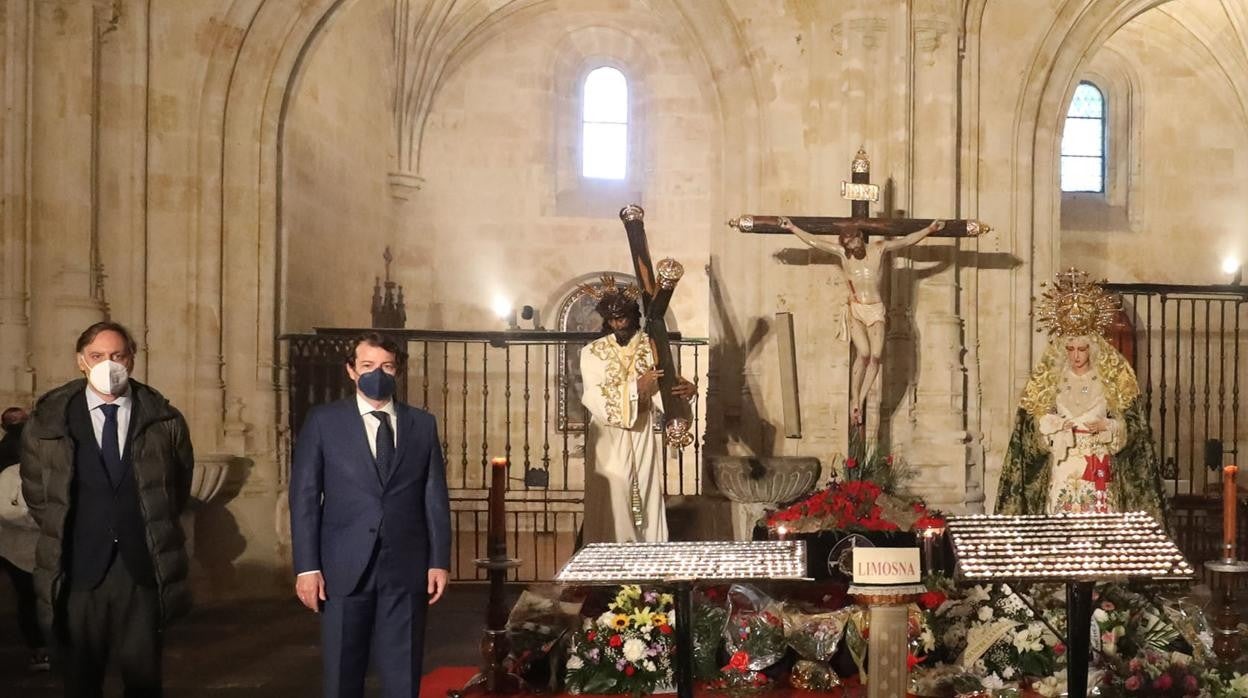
[290,332,451,698]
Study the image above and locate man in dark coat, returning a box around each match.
[20,321,194,697]
[290,331,451,698]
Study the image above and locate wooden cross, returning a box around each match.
[727,148,990,239]
[618,204,694,448]
[727,148,991,436]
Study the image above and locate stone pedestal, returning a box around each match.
[849,585,924,698]
[182,453,238,587]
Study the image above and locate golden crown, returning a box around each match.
[577,274,641,302]
[1035,268,1120,338]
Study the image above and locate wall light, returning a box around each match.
[491,295,512,320]
[491,295,518,330]
[1223,257,1243,285]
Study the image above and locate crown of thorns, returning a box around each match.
[578,275,641,302]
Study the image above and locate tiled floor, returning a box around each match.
[0,584,514,696]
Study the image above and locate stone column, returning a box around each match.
[894,0,982,512]
[0,3,35,405]
[94,0,149,373]
[27,0,106,391]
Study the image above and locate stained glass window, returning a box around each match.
[582,67,628,180]
[1061,82,1106,193]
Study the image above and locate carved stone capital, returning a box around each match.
[387,171,424,201]
[913,18,952,62]
[848,18,888,51]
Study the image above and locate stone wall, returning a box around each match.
[3,0,1246,598]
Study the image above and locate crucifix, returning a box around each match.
[618,204,694,448]
[728,147,991,431]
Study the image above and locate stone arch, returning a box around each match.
[193,0,350,475]
[1003,0,1172,386]
[192,0,765,485]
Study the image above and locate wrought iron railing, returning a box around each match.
[1105,283,1247,566]
[281,328,708,582]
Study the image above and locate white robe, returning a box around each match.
[579,331,669,544]
[1039,368,1127,513]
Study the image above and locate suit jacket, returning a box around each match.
[289,397,451,596]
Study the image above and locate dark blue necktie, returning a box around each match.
[99,403,123,485]
[371,411,395,483]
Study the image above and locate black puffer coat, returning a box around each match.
[20,379,194,631]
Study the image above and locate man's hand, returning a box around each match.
[928,219,946,233]
[671,378,696,401]
[777,216,794,231]
[428,568,449,605]
[295,572,326,613]
[637,368,663,399]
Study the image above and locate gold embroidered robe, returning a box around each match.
[578,331,669,544]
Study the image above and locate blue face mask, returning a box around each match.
[357,367,396,401]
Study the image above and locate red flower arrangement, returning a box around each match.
[765,433,945,535]
[765,480,940,534]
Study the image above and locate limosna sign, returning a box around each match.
[852,547,921,585]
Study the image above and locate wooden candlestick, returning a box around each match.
[1225,465,1239,561]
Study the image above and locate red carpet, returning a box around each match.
[421,666,873,697]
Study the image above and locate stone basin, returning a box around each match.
[190,453,240,509]
[708,456,822,505]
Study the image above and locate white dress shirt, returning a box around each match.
[85,387,132,455]
[357,394,397,457]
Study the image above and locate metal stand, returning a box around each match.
[449,459,524,698]
[674,580,694,698]
[554,541,808,698]
[947,514,1195,698]
[1065,581,1095,698]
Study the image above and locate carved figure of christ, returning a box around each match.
[779,216,946,425]
[730,148,990,432]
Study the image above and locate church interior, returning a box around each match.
[2,0,1248,695]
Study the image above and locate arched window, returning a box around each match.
[1061,82,1106,193]
[581,67,628,180]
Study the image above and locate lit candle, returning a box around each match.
[1224,464,1239,561]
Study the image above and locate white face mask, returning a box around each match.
[87,360,130,396]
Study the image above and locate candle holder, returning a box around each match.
[448,458,525,698]
[946,512,1194,698]
[1207,463,1248,667]
[1204,559,1248,667]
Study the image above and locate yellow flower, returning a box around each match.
[630,606,655,628]
[659,593,674,607]
[652,612,669,627]
[613,585,640,610]
[611,614,629,629]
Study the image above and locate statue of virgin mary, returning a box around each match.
[995,269,1165,520]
